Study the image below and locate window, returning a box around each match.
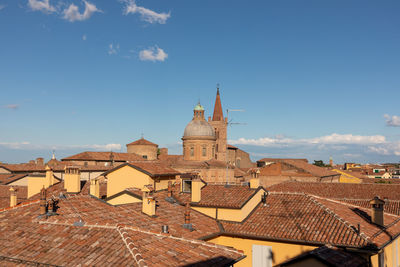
[212,146,215,158]
[142,155,148,159]
[216,144,219,152]
[252,245,272,267]
[202,146,206,157]
[236,159,241,168]
[182,180,192,193]
[190,147,194,157]
[84,162,88,167]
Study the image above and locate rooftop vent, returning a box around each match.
[162,225,169,234]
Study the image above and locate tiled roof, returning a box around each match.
[339,199,400,216]
[219,192,400,249]
[268,181,400,200]
[62,151,144,162]
[0,185,27,209]
[0,192,243,266]
[361,178,400,184]
[282,160,339,177]
[104,162,180,177]
[0,161,112,172]
[0,173,28,185]
[227,144,238,149]
[173,184,261,209]
[126,138,158,147]
[45,191,220,240]
[257,158,308,163]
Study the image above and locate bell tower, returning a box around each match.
[208,85,227,162]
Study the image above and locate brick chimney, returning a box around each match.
[40,187,47,216]
[191,179,202,202]
[64,166,81,193]
[142,185,156,217]
[36,157,44,166]
[370,196,385,226]
[183,203,193,231]
[9,187,17,207]
[90,179,100,198]
[167,181,173,198]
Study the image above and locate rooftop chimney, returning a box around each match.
[249,175,260,189]
[36,157,44,166]
[191,179,202,203]
[64,166,81,193]
[45,165,54,188]
[40,187,47,216]
[182,203,193,231]
[142,186,156,217]
[167,181,173,198]
[9,187,17,207]
[90,179,100,198]
[370,196,385,226]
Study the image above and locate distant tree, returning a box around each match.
[313,160,329,167]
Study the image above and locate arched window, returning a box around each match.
[190,147,194,157]
[236,158,241,168]
[202,146,207,157]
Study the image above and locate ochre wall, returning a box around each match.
[106,165,153,197]
[127,144,158,160]
[9,177,29,186]
[371,237,400,267]
[27,176,47,198]
[107,193,141,205]
[209,236,317,267]
[154,177,175,191]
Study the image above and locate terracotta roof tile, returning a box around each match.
[220,192,400,249]
[268,181,400,200]
[174,184,260,209]
[0,174,28,185]
[62,151,144,162]
[126,138,158,147]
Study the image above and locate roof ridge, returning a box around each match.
[38,221,242,256]
[320,197,400,219]
[116,224,148,267]
[0,199,40,213]
[307,195,372,245]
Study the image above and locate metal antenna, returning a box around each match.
[225,108,245,187]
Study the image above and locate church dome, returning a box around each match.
[183,120,215,138]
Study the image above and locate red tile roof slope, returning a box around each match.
[174,184,261,209]
[338,199,400,216]
[0,194,243,266]
[62,151,144,162]
[46,191,220,240]
[283,159,339,177]
[0,173,27,184]
[220,192,400,249]
[0,185,27,209]
[126,138,158,146]
[268,181,400,200]
[258,158,308,163]
[0,161,112,172]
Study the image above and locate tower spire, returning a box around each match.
[212,84,223,121]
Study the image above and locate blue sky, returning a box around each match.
[1,0,400,164]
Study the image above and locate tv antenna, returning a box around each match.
[225,108,246,187]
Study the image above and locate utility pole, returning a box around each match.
[225,108,245,187]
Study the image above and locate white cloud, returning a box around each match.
[139,46,168,62]
[122,0,170,24]
[108,43,120,55]
[0,142,30,149]
[28,0,56,13]
[0,142,122,151]
[384,114,400,127]
[63,0,101,22]
[4,104,19,110]
[82,34,87,41]
[0,4,6,11]
[230,133,386,147]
